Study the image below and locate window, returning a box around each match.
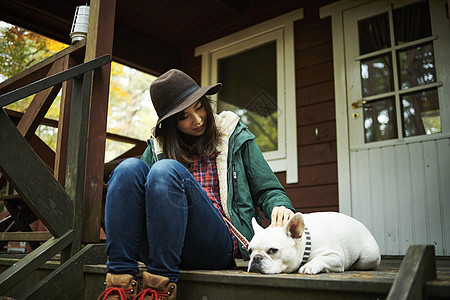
[356,1,442,143]
[217,41,278,153]
[195,9,303,183]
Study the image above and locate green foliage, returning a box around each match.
[0,23,64,79]
[0,22,66,150]
[0,22,158,161]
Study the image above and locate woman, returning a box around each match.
[99,69,294,300]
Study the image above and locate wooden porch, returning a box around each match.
[1,0,450,298]
[1,47,448,300]
[0,245,449,299]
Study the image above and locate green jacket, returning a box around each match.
[141,111,294,258]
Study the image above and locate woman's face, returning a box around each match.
[177,100,207,136]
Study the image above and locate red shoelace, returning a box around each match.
[97,287,135,300]
[134,288,170,300]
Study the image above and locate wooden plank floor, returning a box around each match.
[1,254,449,299]
[82,257,450,299]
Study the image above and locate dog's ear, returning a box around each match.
[251,217,264,235]
[284,213,305,239]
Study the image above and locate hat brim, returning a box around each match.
[154,82,222,129]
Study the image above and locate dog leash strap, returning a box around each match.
[300,228,311,266]
[224,217,249,250]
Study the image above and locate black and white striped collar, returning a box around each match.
[300,227,311,267]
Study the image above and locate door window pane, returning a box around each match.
[217,42,278,152]
[393,0,432,45]
[358,12,391,55]
[401,89,440,137]
[398,43,436,89]
[361,55,393,97]
[363,97,398,143]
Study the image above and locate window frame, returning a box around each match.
[195,9,303,184]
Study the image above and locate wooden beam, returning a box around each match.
[16,58,64,141]
[4,109,58,128]
[106,131,147,145]
[82,0,116,243]
[5,109,144,145]
[29,134,55,171]
[0,231,53,242]
[54,54,79,187]
[20,244,106,299]
[387,245,437,300]
[0,109,73,237]
[0,230,73,295]
[114,143,147,160]
[64,71,93,255]
[0,54,111,108]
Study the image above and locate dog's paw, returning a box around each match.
[299,263,322,275]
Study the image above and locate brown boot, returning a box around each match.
[97,273,138,300]
[134,271,177,299]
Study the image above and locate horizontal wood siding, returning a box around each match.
[281,4,338,214]
[350,138,450,256]
[183,1,338,216]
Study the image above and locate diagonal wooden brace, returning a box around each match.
[0,109,73,237]
[0,54,111,108]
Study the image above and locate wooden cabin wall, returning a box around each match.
[181,1,338,215]
[284,5,337,213]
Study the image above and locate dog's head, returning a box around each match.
[247,213,305,274]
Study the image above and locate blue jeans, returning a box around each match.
[105,158,235,282]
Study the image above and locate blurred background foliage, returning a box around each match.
[0,21,157,163]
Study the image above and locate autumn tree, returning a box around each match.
[0,24,65,79]
[0,21,158,161]
[0,22,66,150]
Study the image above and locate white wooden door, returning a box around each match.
[343,0,450,255]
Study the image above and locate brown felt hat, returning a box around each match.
[150,69,222,130]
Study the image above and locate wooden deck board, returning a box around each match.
[1,256,449,299]
[82,257,450,299]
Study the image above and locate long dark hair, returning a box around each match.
[155,96,218,166]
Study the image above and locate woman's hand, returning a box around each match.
[270,206,294,227]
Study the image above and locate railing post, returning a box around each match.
[81,0,117,243]
[387,244,437,300]
[63,70,94,256]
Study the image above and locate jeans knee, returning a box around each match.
[149,159,184,178]
[109,158,149,185]
[147,160,188,197]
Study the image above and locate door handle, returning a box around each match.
[351,100,366,109]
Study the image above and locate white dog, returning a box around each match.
[247,212,381,275]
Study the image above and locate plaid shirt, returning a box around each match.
[189,153,239,257]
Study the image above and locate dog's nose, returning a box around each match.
[253,254,263,262]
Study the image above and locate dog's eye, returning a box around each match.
[248,249,252,255]
[267,248,278,255]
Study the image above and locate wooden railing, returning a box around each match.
[0,40,115,296]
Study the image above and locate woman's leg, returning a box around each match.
[142,159,234,282]
[105,157,150,276]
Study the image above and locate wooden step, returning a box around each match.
[81,257,450,299]
[1,250,449,299]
